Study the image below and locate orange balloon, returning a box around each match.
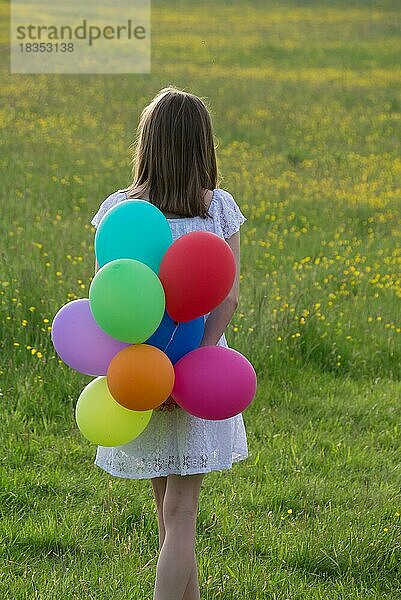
[107,344,175,410]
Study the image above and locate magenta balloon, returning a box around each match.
[51,299,130,375]
[172,346,257,420]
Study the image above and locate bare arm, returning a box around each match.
[199,230,241,346]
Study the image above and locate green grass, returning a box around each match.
[1,0,401,597]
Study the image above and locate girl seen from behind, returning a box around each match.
[91,85,249,600]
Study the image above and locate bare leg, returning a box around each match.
[151,476,200,600]
[151,476,167,549]
[152,473,204,600]
[182,552,200,600]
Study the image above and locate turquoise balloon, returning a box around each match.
[75,376,153,446]
[95,199,173,274]
[89,258,165,344]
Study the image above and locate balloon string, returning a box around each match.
[164,322,180,353]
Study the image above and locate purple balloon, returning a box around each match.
[172,346,257,420]
[51,299,130,375]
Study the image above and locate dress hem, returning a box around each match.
[93,452,249,480]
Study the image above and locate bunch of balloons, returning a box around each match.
[51,199,257,447]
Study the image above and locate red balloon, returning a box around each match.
[159,231,236,322]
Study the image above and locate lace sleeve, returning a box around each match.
[218,191,247,239]
[90,190,125,228]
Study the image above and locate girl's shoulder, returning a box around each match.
[90,189,127,228]
[212,188,247,239]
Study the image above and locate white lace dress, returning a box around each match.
[90,187,249,479]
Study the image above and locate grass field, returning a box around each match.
[1,0,401,598]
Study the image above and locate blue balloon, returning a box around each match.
[95,200,173,274]
[145,311,205,364]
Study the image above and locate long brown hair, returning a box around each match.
[122,86,219,219]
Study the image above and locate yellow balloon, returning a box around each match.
[75,376,153,446]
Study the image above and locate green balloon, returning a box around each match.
[75,376,153,446]
[89,258,165,344]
